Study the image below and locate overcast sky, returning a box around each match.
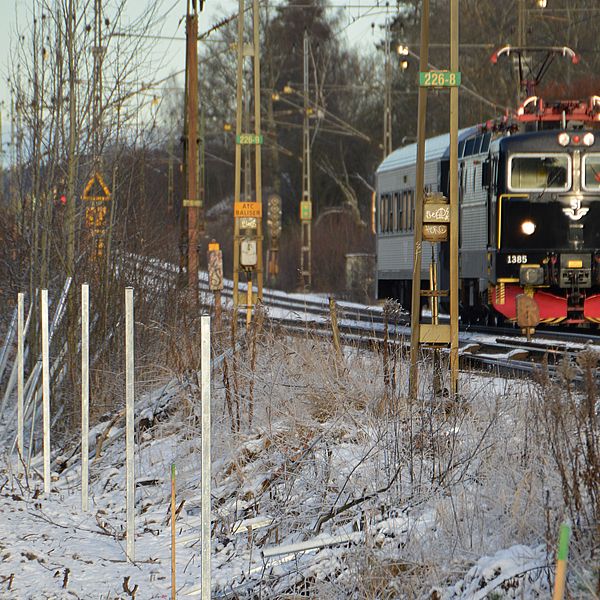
[0,0,390,157]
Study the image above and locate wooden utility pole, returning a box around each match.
[199,100,206,231]
[409,0,460,399]
[10,97,17,217]
[383,18,393,159]
[300,30,312,290]
[517,0,527,103]
[449,0,459,396]
[408,0,430,400]
[184,1,201,296]
[65,0,79,424]
[92,0,105,161]
[167,138,174,214]
[232,0,264,317]
[0,109,3,204]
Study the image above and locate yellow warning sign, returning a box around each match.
[85,205,108,229]
[83,172,111,202]
[234,201,262,218]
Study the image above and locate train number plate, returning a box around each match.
[507,254,528,264]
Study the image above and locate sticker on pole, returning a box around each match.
[207,246,224,291]
[234,201,262,218]
[300,200,312,220]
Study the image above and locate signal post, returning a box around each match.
[300,31,313,290]
[233,0,264,320]
[409,0,460,399]
[267,194,282,285]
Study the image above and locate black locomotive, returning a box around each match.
[376,95,600,326]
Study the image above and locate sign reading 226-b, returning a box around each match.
[507,254,528,264]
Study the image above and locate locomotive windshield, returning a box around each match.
[583,154,600,190]
[509,153,570,192]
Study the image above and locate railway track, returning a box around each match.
[129,255,600,382]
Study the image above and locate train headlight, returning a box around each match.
[583,132,595,146]
[557,132,570,146]
[521,220,536,235]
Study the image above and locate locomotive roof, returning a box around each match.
[376,125,480,174]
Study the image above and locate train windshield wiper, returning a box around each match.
[587,163,600,186]
[534,168,564,200]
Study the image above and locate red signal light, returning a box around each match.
[572,135,581,144]
[60,194,67,205]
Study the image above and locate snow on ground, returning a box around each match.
[1,324,595,599]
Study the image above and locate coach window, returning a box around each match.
[379,194,386,233]
[395,192,402,231]
[583,154,600,190]
[400,190,407,231]
[385,194,392,232]
[389,194,394,232]
[509,153,571,191]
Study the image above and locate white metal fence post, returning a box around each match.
[17,293,24,469]
[201,315,211,600]
[81,283,90,512]
[125,287,135,562]
[41,289,51,495]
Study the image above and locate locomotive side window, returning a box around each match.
[508,153,571,192]
[481,133,491,154]
[464,138,475,156]
[583,154,600,190]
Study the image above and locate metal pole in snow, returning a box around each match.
[171,463,176,600]
[41,289,51,495]
[201,315,211,600]
[552,521,571,600]
[81,283,90,511]
[125,287,135,561]
[17,293,24,469]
